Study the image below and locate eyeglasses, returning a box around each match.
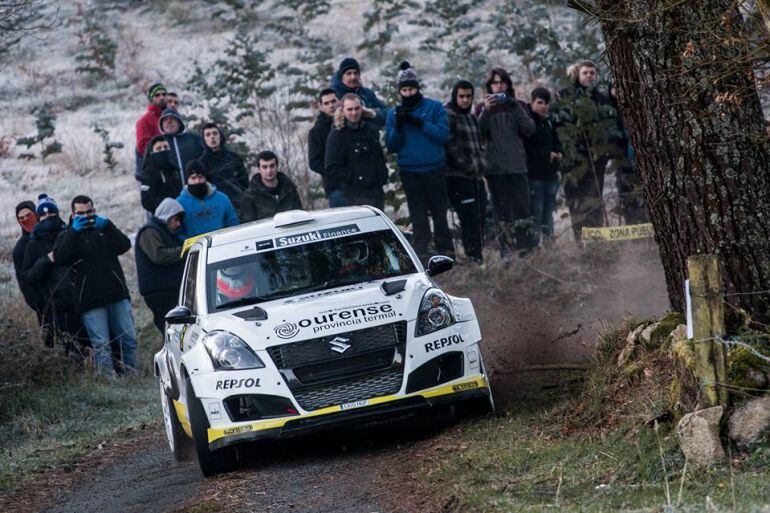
[154,92,167,97]
[74,208,95,216]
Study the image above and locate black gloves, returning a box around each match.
[404,113,423,128]
[395,107,405,130]
[395,107,423,129]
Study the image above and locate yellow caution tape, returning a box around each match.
[582,223,654,242]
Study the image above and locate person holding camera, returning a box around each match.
[53,195,137,377]
[22,194,88,355]
[477,67,536,257]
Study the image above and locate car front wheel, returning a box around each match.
[185,379,237,477]
[158,375,191,462]
[455,353,496,418]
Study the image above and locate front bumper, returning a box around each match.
[207,375,489,450]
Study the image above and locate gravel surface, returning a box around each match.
[37,412,453,513]
[41,435,201,513]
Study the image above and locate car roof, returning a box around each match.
[204,207,383,248]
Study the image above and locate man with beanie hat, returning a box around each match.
[444,80,487,264]
[160,108,204,185]
[134,82,167,181]
[385,61,453,263]
[53,195,137,376]
[177,160,239,237]
[330,57,388,127]
[22,194,88,353]
[135,198,186,334]
[240,151,303,222]
[13,200,44,324]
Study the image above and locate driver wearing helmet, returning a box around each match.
[335,240,370,278]
[216,265,255,304]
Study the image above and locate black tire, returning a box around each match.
[454,390,496,418]
[185,378,237,477]
[158,375,191,462]
[456,352,496,418]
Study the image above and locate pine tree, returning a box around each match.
[410,0,487,89]
[16,103,62,160]
[91,123,124,171]
[188,30,276,120]
[357,0,418,61]
[74,2,117,80]
[488,2,602,86]
[187,30,277,165]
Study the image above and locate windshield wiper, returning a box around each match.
[216,295,272,311]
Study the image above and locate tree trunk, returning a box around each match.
[595,0,770,319]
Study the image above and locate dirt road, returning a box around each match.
[41,412,456,513]
[18,242,667,513]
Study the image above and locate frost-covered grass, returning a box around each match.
[0,377,158,492]
[0,284,160,492]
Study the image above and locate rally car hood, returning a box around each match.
[200,273,434,350]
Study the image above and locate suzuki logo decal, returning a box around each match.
[328,336,352,354]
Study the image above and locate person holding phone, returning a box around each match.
[53,195,137,377]
[477,67,536,257]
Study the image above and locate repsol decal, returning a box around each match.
[215,378,261,390]
[424,334,465,352]
[275,224,360,248]
[452,381,478,392]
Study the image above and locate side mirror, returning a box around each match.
[165,305,196,325]
[426,255,454,277]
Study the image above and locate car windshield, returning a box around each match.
[207,229,417,311]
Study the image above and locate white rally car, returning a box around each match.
[154,207,494,476]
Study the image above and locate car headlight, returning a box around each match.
[416,289,456,336]
[203,331,265,370]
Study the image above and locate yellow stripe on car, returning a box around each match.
[172,399,193,438]
[181,233,210,255]
[207,375,488,443]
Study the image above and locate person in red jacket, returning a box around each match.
[134,83,167,182]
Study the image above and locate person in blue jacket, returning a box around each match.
[330,57,388,127]
[385,61,453,262]
[176,160,239,238]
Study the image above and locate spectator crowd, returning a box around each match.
[11,57,646,376]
